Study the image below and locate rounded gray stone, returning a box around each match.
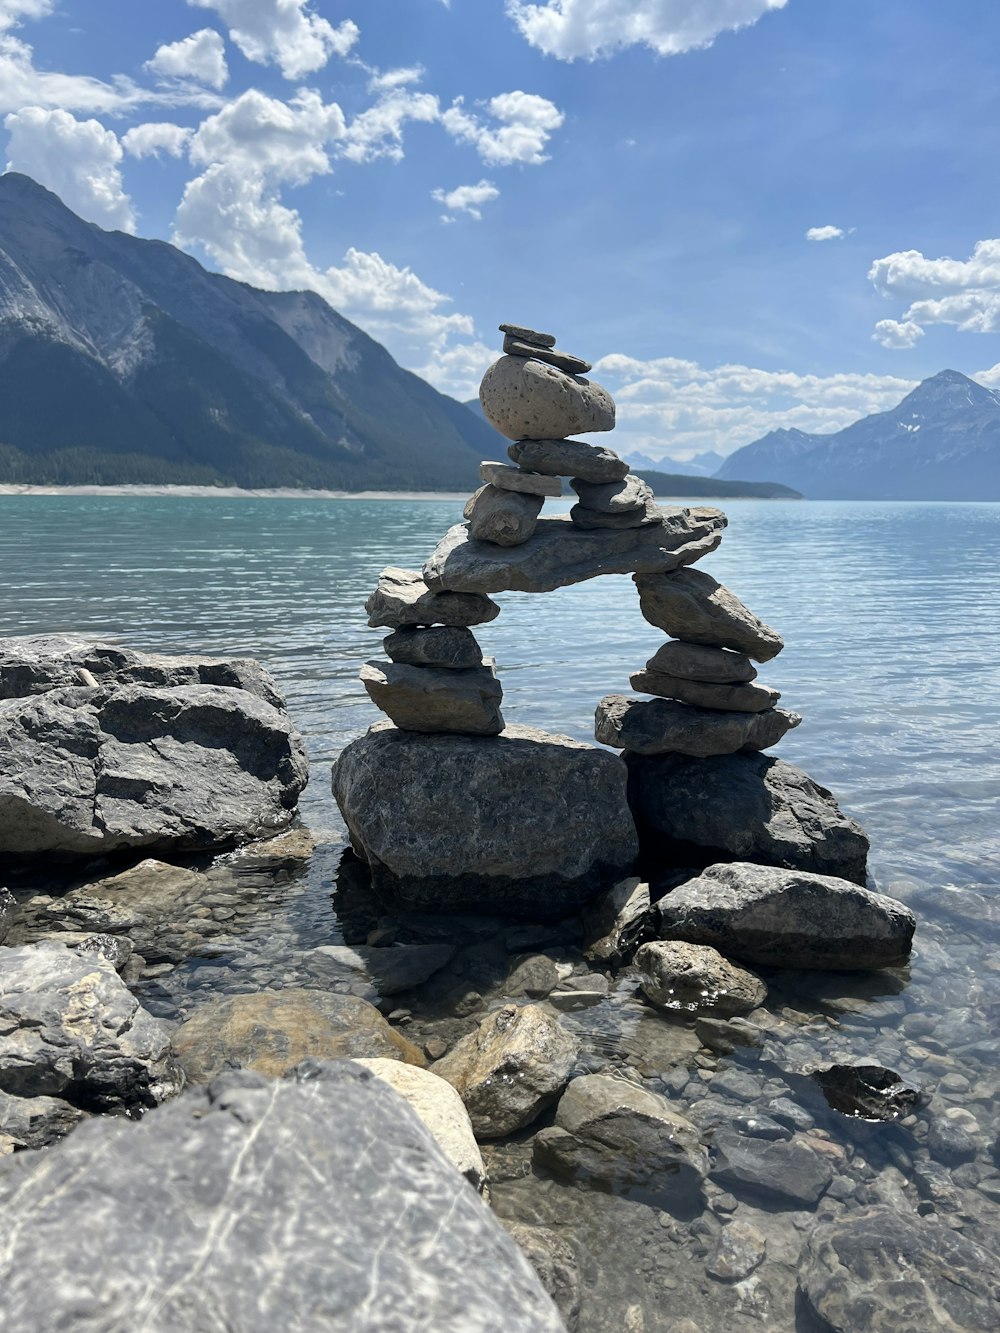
[570,474,653,512]
[365,567,500,629]
[502,336,592,376]
[479,356,615,441]
[499,322,555,347]
[569,501,662,530]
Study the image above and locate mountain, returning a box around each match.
[625,449,725,477]
[0,173,495,489]
[715,371,1000,499]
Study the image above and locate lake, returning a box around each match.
[2,493,999,1330]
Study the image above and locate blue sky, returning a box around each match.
[1,0,999,462]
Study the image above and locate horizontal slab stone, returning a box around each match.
[465,485,544,548]
[571,474,653,512]
[480,356,615,440]
[423,509,726,595]
[479,462,562,497]
[629,669,780,712]
[625,751,870,884]
[384,625,483,670]
[634,568,783,661]
[508,437,629,483]
[365,567,501,629]
[332,722,638,918]
[656,861,915,969]
[360,660,503,735]
[570,501,662,530]
[645,640,757,684]
[499,322,555,348]
[502,335,592,376]
[595,695,800,757]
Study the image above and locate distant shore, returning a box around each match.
[0,484,472,500]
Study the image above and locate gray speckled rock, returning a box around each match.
[350,1058,487,1195]
[635,940,767,1016]
[710,1129,833,1207]
[533,1073,708,1196]
[0,683,308,857]
[0,1088,87,1151]
[656,862,915,970]
[798,1207,1000,1332]
[365,566,500,629]
[571,474,653,512]
[645,640,757,684]
[359,660,504,735]
[480,355,615,440]
[595,695,800,756]
[383,625,483,670]
[0,941,182,1112]
[570,500,662,530]
[171,990,426,1083]
[634,568,784,661]
[465,484,545,547]
[332,722,638,917]
[502,335,592,375]
[629,670,780,712]
[626,751,870,883]
[499,322,555,347]
[0,634,285,707]
[509,437,628,483]
[424,509,726,595]
[0,1063,565,1333]
[479,462,562,497]
[434,1003,578,1137]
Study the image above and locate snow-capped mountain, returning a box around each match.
[715,370,1000,499]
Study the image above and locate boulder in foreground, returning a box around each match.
[332,722,638,917]
[625,750,870,884]
[0,1063,565,1332]
[656,862,915,970]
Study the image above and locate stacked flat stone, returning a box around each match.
[594,566,801,758]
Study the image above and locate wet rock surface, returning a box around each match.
[0,1063,565,1332]
[635,940,767,1017]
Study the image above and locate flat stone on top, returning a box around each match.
[423,509,726,595]
[479,461,561,497]
[499,322,556,348]
[634,567,784,661]
[571,474,653,513]
[464,485,543,548]
[509,438,629,484]
[645,640,757,684]
[479,357,615,441]
[502,336,592,376]
[383,626,483,670]
[360,660,503,736]
[365,567,500,629]
[595,695,801,757]
[629,669,780,712]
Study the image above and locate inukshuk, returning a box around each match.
[335,323,867,914]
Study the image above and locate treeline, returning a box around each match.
[636,470,802,500]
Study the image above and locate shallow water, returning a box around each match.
[3,494,1000,1330]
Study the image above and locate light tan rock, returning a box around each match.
[635,939,767,1016]
[479,356,615,441]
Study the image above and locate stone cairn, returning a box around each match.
[360,320,797,766]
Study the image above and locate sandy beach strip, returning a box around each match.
[0,484,472,500]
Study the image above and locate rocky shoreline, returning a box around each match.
[1,325,998,1331]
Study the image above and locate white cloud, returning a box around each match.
[339,88,439,164]
[189,87,345,183]
[806,224,844,242]
[869,238,1000,343]
[4,106,135,230]
[442,91,564,166]
[589,352,916,459]
[367,65,425,94]
[146,29,228,90]
[188,0,358,79]
[506,0,788,62]
[432,178,499,221]
[122,122,194,159]
[0,1,54,32]
[872,318,923,350]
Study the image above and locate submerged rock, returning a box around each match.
[359,659,504,735]
[635,940,767,1016]
[0,1063,565,1332]
[596,695,800,756]
[504,1222,582,1332]
[0,682,308,857]
[634,568,784,661]
[433,1003,578,1137]
[798,1207,1000,1331]
[423,509,725,595]
[705,1221,767,1282]
[0,941,182,1113]
[656,862,915,970]
[480,355,615,440]
[710,1129,833,1207]
[171,990,425,1083]
[811,1063,920,1121]
[332,722,638,918]
[302,942,455,997]
[625,751,870,884]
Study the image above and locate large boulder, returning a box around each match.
[479,355,615,440]
[625,750,870,884]
[0,1063,565,1332]
[798,1207,1000,1332]
[332,722,638,917]
[433,1003,578,1138]
[0,941,182,1113]
[423,509,726,595]
[171,990,425,1083]
[0,682,308,857]
[656,862,916,970]
[595,695,800,756]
